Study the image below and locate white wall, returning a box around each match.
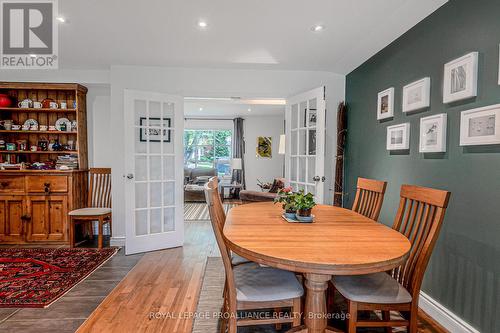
[86,85,111,167]
[243,115,284,191]
[109,65,345,243]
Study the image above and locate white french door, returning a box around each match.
[124,90,184,255]
[285,87,326,204]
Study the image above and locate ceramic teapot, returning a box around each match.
[0,94,12,107]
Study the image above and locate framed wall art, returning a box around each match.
[377,87,394,120]
[139,117,171,142]
[460,103,500,146]
[402,77,431,113]
[443,52,478,103]
[256,136,272,158]
[419,113,447,153]
[386,123,410,151]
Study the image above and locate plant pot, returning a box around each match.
[284,211,296,219]
[297,208,312,217]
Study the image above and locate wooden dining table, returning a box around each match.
[224,202,411,333]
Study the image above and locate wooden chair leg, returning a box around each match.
[347,300,357,333]
[98,217,104,249]
[382,311,392,333]
[292,296,302,327]
[409,304,418,333]
[69,217,75,248]
[108,216,112,237]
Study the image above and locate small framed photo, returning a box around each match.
[403,77,431,113]
[139,117,171,142]
[443,52,478,103]
[460,103,500,146]
[387,123,410,151]
[419,114,447,153]
[377,87,394,120]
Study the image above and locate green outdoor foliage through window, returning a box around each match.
[184,129,232,177]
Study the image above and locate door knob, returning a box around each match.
[126,174,134,179]
[312,176,320,182]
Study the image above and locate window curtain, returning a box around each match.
[231,118,246,189]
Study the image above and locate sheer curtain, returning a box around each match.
[231,118,245,189]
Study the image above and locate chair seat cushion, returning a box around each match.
[233,263,303,302]
[69,208,112,216]
[332,272,412,304]
[231,253,251,265]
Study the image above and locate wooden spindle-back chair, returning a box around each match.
[69,168,112,248]
[204,178,302,333]
[333,184,450,333]
[351,177,388,221]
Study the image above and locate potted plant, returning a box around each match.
[274,186,296,218]
[294,190,316,221]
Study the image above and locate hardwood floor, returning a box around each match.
[77,221,448,333]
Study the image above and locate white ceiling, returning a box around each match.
[58,0,447,74]
[184,100,284,117]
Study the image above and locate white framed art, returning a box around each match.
[443,52,478,103]
[387,123,410,150]
[403,77,431,113]
[460,103,500,146]
[377,87,394,120]
[419,113,447,153]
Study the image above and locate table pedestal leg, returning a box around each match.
[287,273,341,333]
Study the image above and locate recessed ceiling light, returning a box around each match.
[198,20,208,29]
[56,16,66,23]
[247,108,251,112]
[311,24,324,32]
[199,107,203,111]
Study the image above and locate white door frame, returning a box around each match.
[124,89,184,255]
[285,86,326,204]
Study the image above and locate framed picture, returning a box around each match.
[443,52,478,103]
[403,77,431,113]
[419,114,447,153]
[377,87,394,120]
[256,136,272,158]
[139,117,171,142]
[386,123,410,151]
[460,103,500,146]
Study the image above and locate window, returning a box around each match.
[184,129,232,177]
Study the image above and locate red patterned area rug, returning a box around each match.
[0,247,118,308]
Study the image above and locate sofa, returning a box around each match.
[184,167,217,202]
[239,178,286,204]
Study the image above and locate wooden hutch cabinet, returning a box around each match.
[0,82,88,244]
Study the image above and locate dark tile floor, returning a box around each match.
[0,241,143,333]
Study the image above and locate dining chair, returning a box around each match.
[69,168,112,248]
[332,184,450,333]
[351,177,388,221]
[204,178,303,333]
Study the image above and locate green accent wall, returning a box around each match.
[345,0,500,331]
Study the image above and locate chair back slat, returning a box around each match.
[204,177,236,294]
[390,185,450,298]
[88,168,112,208]
[351,177,387,221]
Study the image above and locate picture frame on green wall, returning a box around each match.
[403,77,431,113]
[377,87,394,120]
[460,104,500,146]
[386,123,410,150]
[419,114,447,153]
[443,52,478,103]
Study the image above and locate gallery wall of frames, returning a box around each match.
[344,1,500,332]
[378,49,500,153]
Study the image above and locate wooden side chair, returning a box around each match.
[351,177,388,221]
[332,184,450,333]
[204,178,303,333]
[69,168,112,248]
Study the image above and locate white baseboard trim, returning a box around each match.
[110,236,125,247]
[419,291,480,333]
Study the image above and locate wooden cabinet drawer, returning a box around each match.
[26,176,68,193]
[0,176,25,193]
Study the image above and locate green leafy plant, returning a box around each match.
[294,190,316,216]
[274,187,296,213]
